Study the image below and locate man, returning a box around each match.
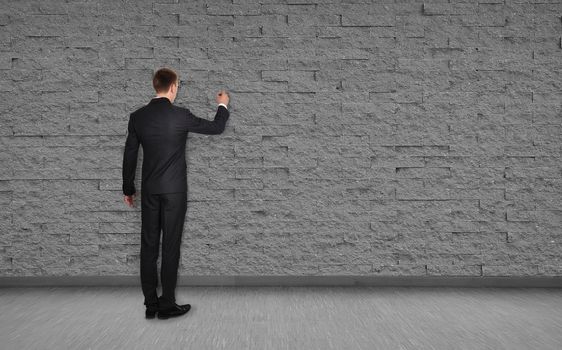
[122,67,230,319]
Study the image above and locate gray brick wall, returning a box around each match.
[0,0,561,278]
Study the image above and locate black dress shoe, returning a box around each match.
[157,303,191,319]
[145,308,157,319]
[179,303,191,312]
[145,304,159,319]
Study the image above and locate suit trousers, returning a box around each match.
[140,191,187,307]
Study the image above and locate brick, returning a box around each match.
[0,0,558,279]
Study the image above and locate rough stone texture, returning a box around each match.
[0,0,560,277]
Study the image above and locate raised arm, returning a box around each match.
[184,105,229,135]
[184,89,230,135]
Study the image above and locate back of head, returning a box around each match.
[153,68,178,94]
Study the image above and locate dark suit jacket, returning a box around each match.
[122,97,229,196]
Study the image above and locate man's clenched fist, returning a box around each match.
[216,89,229,106]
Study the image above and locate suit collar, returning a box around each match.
[149,97,172,105]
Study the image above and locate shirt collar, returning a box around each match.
[149,96,172,104]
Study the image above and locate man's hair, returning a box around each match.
[152,67,178,93]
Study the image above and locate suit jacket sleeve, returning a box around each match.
[184,105,230,135]
[122,113,140,196]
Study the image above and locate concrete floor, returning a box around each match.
[0,286,561,350]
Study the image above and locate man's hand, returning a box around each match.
[124,194,136,208]
[216,89,229,106]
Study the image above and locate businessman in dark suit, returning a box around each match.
[122,67,230,319]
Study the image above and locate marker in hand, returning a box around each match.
[216,89,229,107]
